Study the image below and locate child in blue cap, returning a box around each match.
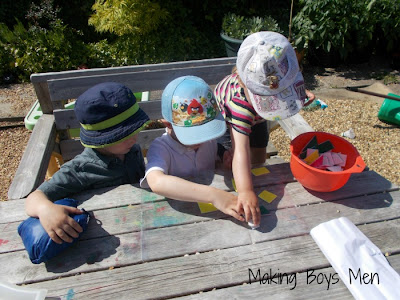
[25,82,150,244]
[140,76,244,221]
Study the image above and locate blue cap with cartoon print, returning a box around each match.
[161,75,226,145]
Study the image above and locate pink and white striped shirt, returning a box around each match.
[214,73,265,135]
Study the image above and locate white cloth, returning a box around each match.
[310,217,400,300]
[140,133,218,188]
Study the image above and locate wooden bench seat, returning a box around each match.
[8,57,313,200]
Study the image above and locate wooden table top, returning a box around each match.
[1,158,399,299]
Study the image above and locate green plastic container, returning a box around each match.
[24,100,80,137]
[377,93,400,126]
[220,32,242,57]
[24,100,42,130]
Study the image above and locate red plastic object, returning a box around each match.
[290,132,366,192]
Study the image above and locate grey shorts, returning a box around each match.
[217,121,269,150]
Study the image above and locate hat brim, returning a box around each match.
[80,107,150,148]
[247,71,306,121]
[172,111,227,145]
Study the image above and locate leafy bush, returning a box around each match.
[88,0,225,65]
[292,0,375,60]
[0,0,297,83]
[89,0,168,36]
[0,20,89,82]
[0,43,15,82]
[0,0,92,82]
[87,39,121,68]
[370,0,400,53]
[221,13,282,40]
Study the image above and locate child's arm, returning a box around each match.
[146,170,244,222]
[230,128,261,225]
[26,190,83,244]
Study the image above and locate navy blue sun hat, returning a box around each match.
[75,82,150,148]
[161,76,226,145]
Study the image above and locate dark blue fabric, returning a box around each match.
[17,198,90,264]
[74,82,149,147]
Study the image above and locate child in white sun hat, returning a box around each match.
[214,31,309,226]
[140,75,244,222]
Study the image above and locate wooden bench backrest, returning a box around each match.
[30,57,236,161]
[9,57,311,200]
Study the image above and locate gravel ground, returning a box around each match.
[0,57,399,201]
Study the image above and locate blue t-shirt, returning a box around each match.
[38,145,145,201]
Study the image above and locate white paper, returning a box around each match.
[0,281,47,300]
[310,217,400,300]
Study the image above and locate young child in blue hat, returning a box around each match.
[25,82,150,244]
[140,76,244,221]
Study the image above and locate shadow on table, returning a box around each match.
[304,170,396,210]
[45,216,120,273]
[220,172,284,234]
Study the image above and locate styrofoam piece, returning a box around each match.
[248,221,260,230]
[0,281,47,300]
[341,128,355,139]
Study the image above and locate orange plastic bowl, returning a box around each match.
[290,132,366,192]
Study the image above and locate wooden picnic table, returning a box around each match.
[1,156,399,299]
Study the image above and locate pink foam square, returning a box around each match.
[332,152,343,165]
[310,155,324,168]
[327,166,343,172]
[337,153,347,167]
[322,152,334,167]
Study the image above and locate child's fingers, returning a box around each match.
[48,230,63,244]
[54,228,74,244]
[236,203,244,217]
[242,206,251,222]
[229,209,245,222]
[65,206,83,215]
[63,223,80,239]
[251,206,261,225]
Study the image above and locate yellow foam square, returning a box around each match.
[258,190,277,203]
[251,167,270,176]
[198,202,218,213]
[304,149,319,165]
[232,178,237,192]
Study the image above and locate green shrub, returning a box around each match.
[0,43,15,82]
[88,0,225,65]
[221,13,282,40]
[0,20,89,81]
[89,0,168,37]
[87,40,121,68]
[370,0,400,53]
[293,0,375,60]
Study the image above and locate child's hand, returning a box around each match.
[303,89,316,107]
[236,190,261,226]
[211,190,244,222]
[38,203,83,244]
